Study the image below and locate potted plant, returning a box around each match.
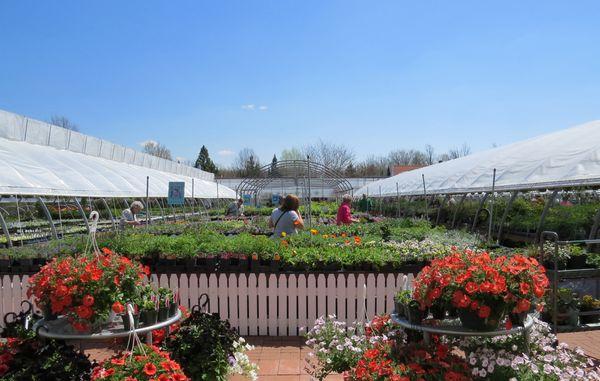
[566,245,588,269]
[91,344,188,381]
[394,290,412,318]
[413,250,549,331]
[543,288,580,326]
[27,248,149,332]
[579,295,600,324]
[406,299,427,324]
[158,287,174,321]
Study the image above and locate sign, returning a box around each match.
[168,182,185,205]
[272,194,281,205]
[242,194,252,206]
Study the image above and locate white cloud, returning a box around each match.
[139,139,157,147]
[241,104,255,111]
[259,105,268,111]
[218,149,235,156]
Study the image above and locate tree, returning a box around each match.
[270,154,279,176]
[194,145,218,174]
[424,144,435,165]
[388,149,428,165]
[234,148,261,177]
[49,115,79,132]
[345,162,356,177]
[302,140,355,171]
[447,143,472,160]
[142,141,172,160]
[281,148,303,161]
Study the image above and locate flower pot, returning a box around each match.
[567,255,587,269]
[158,307,169,322]
[580,309,600,324]
[169,302,179,317]
[121,313,140,331]
[509,312,528,326]
[184,258,196,270]
[430,304,446,320]
[42,304,57,321]
[394,300,405,318]
[407,304,427,324]
[458,308,505,331]
[141,310,158,326]
[447,306,458,319]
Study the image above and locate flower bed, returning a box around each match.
[304,314,600,381]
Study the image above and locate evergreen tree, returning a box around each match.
[195,145,218,174]
[270,154,279,176]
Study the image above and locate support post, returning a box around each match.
[422,174,428,220]
[487,168,497,242]
[535,190,559,243]
[496,191,518,243]
[0,209,12,248]
[37,197,58,240]
[435,195,449,226]
[74,198,90,233]
[146,176,150,225]
[306,155,312,228]
[471,193,489,231]
[396,183,400,218]
[451,194,467,229]
[100,198,117,231]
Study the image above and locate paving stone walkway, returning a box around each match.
[77,331,600,380]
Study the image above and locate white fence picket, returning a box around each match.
[228,273,239,330]
[277,274,287,336]
[288,274,298,336]
[1,271,420,333]
[218,274,229,321]
[298,274,308,333]
[257,273,268,335]
[248,273,259,335]
[238,274,249,336]
[346,274,357,325]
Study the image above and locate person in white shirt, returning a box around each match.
[269,194,304,237]
[120,201,144,229]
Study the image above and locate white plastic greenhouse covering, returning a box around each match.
[357,120,600,197]
[0,137,236,199]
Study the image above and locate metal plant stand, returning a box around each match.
[34,309,182,344]
[391,313,536,353]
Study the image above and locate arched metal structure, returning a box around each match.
[236,160,353,201]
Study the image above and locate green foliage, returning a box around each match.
[166,311,239,381]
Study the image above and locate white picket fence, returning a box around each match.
[1,272,414,336]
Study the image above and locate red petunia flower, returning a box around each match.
[143,362,157,376]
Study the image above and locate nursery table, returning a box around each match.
[33,309,182,345]
[391,313,536,353]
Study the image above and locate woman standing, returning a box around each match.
[336,194,359,225]
[269,194,304,237]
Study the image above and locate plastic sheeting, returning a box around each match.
[0,137,236,199]
[357,120,600,197]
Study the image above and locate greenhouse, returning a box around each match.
[1,109,600,380]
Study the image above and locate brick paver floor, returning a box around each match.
[78,332,600,380]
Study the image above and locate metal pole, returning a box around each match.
[487,168,496,242]
[146,176,150,225]
[306,156,312,228]
[192,179,195,216]
[422,174,428,221]
[378,186,382,215]
[396,182,400,218]
[37,197,58,240]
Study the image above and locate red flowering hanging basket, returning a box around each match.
[91,344,188,381]
[27,248,150,332]
[413,249,549,331]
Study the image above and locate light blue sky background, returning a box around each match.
[1,1,599,167]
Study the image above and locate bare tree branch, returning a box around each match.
[49,115,79,132]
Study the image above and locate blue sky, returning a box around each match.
[1,1,600,167]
